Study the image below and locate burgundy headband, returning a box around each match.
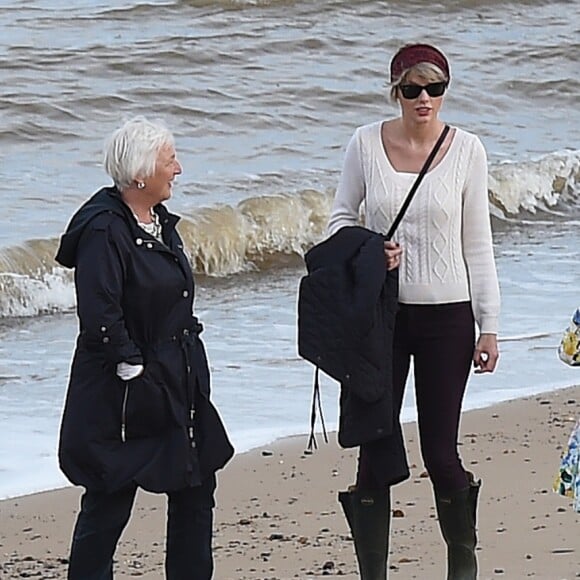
[390,44,450,83]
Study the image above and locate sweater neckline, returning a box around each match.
[376,121,459,178]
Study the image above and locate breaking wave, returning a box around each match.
[0,150,578,319]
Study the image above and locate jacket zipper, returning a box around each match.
[121,382,129,442]
[189,407,196,444]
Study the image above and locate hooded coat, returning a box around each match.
[55,186,233,493]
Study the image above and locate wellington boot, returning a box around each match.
[434,474,481,580]
[338,488,390,580]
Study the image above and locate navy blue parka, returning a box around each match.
[55,186,233,493]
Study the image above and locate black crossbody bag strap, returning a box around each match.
[384,124,450,241]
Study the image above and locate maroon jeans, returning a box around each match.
[356,302,475,494]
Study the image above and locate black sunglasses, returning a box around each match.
[399,82,447,100]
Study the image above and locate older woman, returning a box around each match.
[55,117,233,579]
[328,44,500,579]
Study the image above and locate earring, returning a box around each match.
[137,182,145,190]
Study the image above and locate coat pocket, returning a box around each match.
[120,361,170,441]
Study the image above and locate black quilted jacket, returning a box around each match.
[298,226,399,448]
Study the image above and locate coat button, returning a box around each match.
[182,290,189,298]
[102,337,110,344]
[100,326,107,332]
[136,238,143,246]
[146,242,153,249]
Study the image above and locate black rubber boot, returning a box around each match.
[434,474,481,580]
[338,488,390,580]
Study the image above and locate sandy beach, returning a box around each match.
[1,386,578,579]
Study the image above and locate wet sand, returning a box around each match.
[1,386,578,579]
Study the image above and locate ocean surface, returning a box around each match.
[0,0,579,500]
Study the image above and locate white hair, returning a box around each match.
[103,116,175,189]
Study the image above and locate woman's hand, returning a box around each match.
[116,362,145,380]
[473,333,499,373]
[384,241,403,271]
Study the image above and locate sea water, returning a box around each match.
[0,0,579,499]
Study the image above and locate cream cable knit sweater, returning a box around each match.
[328,121,500,334]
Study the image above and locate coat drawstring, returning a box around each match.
[307,367,328,451]
[179,321,204,448]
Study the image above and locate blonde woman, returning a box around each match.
[329,44,500,579]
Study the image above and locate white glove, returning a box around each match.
[116,362,145,381]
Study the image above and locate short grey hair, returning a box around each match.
[389,62,448,103]
[103,116,175,189]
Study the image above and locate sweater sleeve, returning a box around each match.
[462,136,501,334]
[327,128,366,235]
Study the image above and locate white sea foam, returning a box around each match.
[489,150,580,217]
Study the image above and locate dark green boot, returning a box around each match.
[434,474,481,580]
[338,488,390,579]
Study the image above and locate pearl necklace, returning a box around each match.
[134,209,163,242]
